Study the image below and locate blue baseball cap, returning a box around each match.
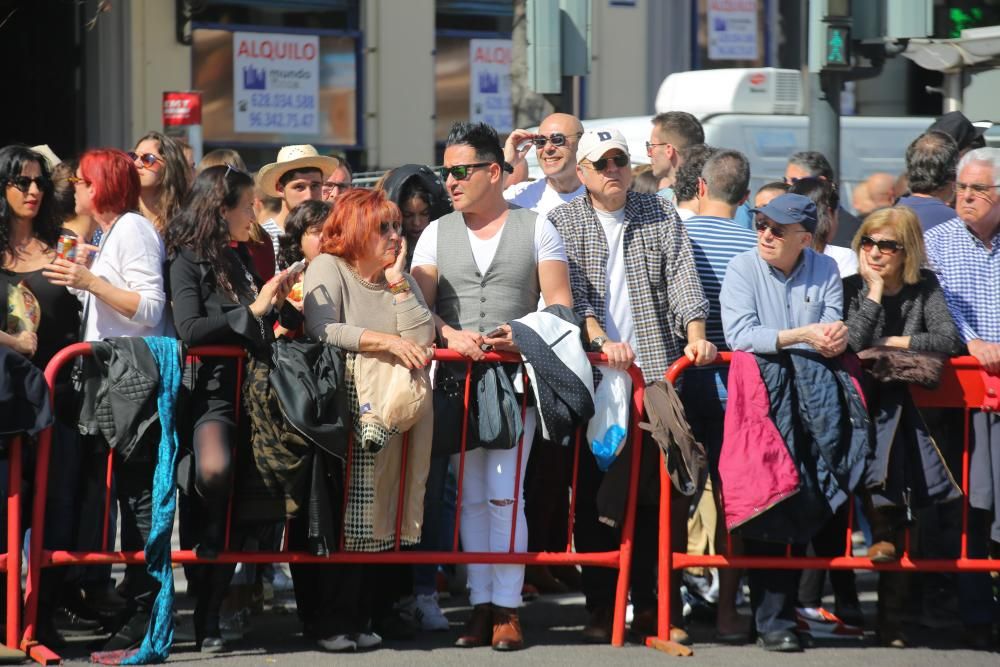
[751,193,817,234]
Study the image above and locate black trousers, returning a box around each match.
[115,456,159,612]
[744,539,805,635]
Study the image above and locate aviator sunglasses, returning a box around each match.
[128,151,164,169]
[530,132,583,149]
[859,236,903,254]
[583,154,629,172]
[754,218,808,240]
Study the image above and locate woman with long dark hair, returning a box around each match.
[166,165,299,651]
[132,131,192,234]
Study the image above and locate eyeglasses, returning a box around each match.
[440,162,493,181]
[754,219,807,239]
[531,132,582,149]
[956,182,999,198]
[582,154,629,172]
[644,141,669,155]
[6,176,50,193]
[128,151,163,169]
[322,181,351,193]
[379,221,402,236]
[859,235,903,254]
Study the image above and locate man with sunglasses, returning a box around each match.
[502,113,586,216]
[546,127,713,646]
[719,192,846,653]
[411,121,573,652]
[924,148,1000,648]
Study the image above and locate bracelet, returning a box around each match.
[388,278,411,295]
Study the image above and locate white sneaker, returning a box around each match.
[353,631,382,649]
[317,634,356,652]
[412,593,450,631]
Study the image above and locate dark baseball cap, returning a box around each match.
[751,193,817,233]
[928,111,991,152]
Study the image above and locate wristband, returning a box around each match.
[388,278,411,295]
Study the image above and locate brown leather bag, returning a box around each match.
[856,346,947,389]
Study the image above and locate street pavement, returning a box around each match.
[52,566,999,665]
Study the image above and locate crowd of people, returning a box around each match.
[0,105,998,660]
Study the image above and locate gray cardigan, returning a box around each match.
[842,269,964,355]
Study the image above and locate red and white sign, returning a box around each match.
[162,91,202,126]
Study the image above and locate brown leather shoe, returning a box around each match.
[455,604,492,648]
[868,541,897,563]
[631,608,692,646]
[491,606,524,651]
[582,606,613,644]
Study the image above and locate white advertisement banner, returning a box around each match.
[233,31,320,134]
[708,0,758,61]
[469,39,513,133]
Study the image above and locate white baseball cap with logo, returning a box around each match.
[576,128,630,163]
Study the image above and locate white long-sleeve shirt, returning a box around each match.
[72,212,168,341]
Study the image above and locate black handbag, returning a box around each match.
[431,362,467,457]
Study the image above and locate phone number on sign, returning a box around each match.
[248,112,317,129]
[249,93,315,109]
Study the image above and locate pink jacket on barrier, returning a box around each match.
[719,351,800,530]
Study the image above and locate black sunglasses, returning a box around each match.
[531,132,582,149]
[859,235,903,254]
[440,162,493,181]
[754,218,802,239]
[128,151,163,169]
[6,176,50,193]
[584,154,629,172]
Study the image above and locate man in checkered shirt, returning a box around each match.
[545,128,714,646]
[924,147,1000,648]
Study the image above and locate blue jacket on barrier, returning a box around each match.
[722,349,872,544]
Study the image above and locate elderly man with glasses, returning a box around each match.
[719,193,850,653]
[546,127,714,646]
[924,147,1000,649]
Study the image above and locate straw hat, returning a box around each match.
[256,145,340,197]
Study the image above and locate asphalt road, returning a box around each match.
[51,567,999,666]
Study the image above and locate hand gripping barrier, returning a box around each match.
[22,343,648,663]
[654,352,1000,657]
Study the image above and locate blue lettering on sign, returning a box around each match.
[243,65,266,90]
[479,72,499,94]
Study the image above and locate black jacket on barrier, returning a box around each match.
[77,336,168,462]
[0,345,53,438]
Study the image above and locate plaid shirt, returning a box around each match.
[547,192,708,384]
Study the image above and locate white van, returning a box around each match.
[526,68,934,208]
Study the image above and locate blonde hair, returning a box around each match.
[852,205,925,285]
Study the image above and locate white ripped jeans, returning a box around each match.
[452,408,535,609]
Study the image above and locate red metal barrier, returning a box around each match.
[2,435,23,654]
[23,342,648,663]
[654,353,1000,656]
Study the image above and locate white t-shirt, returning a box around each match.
[503,178,585,217]
[411,214,567,275]
[676,206,696,221]
[595,207,637,353]
[73,212,168,341]
[824,244,859,278]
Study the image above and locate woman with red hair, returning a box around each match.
[300,188,435,651]
[44,148,168,340]
[43,147,169,652]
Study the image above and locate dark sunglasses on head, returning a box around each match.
[859,236,903,254]
[584,154,629,172]
[128,151,163,169]
[6,176,50,193]
[531,132,582,149]
[755,219,792,239]
[440,162,493,181]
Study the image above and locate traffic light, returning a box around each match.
[825,24,851,68]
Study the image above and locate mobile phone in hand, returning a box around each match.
[285,259,307,277]
[485,326,506,339]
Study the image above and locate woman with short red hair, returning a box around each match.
[44,148,168,340]
[300,187,435,651]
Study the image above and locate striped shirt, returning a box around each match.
[925,217,1000,343]
[683,215,758,349]
[261,218,282,267]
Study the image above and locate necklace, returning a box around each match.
[240,262,267,341]
[342,257,386,290]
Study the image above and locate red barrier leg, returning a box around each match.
[22,424,52,660]
[6,437,21,651]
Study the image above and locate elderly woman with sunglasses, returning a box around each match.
[842,205,964,648]
[132,131,192,234]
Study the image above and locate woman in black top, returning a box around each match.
[843,205,964,648]
[165,165,298,651]
[0,144,83,645]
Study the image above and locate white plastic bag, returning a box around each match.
[586,368,632,471]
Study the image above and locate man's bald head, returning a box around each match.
[536,113,585,183]
[852,182,873,216]
[865,172,896,210]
